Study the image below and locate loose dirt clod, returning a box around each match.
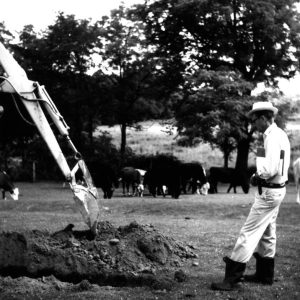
[0,221,197,289]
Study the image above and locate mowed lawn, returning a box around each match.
[0,181,299,300]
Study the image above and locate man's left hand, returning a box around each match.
[250,173,261,186]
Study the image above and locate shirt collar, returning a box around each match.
[263,122,277,137]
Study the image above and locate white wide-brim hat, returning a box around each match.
[248,101,278,117]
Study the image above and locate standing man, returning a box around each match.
[211,101,290,291]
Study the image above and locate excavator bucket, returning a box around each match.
[71,160,100,235]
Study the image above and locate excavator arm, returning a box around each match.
[0,42,100,235]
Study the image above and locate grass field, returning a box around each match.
[0,182,299,299]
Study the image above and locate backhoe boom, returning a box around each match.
[0,42,100,234]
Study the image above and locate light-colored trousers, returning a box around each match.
[230,187,286,263]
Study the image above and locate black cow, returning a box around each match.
[88,162,119,199]
[209,167,250,194]
[0,170,19,200]
[144,170,168,198]
[120,167,144,196]
[180,162,210,195]
[227,166,256,194]
[144,165,181,199]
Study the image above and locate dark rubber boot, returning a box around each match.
[260,256,274,284]
[211,257,246,291]
[243,252,262,283]
[244,253,274,285]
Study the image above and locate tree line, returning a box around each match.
[0,0,300,179]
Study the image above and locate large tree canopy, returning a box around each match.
[136,0,300,86]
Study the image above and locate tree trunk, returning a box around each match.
[87,114,94,147]
[120,123,127,157]
[235,137,251,170]
[223,151,230,168]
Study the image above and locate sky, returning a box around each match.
[0,0,144,32]
[0,0,299,98]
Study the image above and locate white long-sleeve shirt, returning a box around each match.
[256,123,290,184]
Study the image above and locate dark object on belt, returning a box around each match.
[258,184,262,195]
[250,174,264,194]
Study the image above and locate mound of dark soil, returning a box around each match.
[0,221,197,290]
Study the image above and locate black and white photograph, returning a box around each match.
[0,1,299,299]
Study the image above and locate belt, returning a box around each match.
[258,181,286,195]
[261,183,285,189]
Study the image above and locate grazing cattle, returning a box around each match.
[135,183,144,197]
[144,165,181,199]
[0,170,19,200]
[120,167,143,197]
[209,167,251,194]
[208,167,232,193]
[135,169,146,197]
[143,154,182,199]
[293,158,300,204]
[136,169,146,177]
[180,162,210,195]
[88,162,119,199]
[227,166,256,194]
[197,181,211,196]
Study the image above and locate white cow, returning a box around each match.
[197,181,210,196]
[134,169,147,197]
[293,158,300,204]
[0,171,19,200]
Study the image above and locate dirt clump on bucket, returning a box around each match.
[0,221,197,294]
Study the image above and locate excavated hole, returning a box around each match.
[0,221,197,289]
